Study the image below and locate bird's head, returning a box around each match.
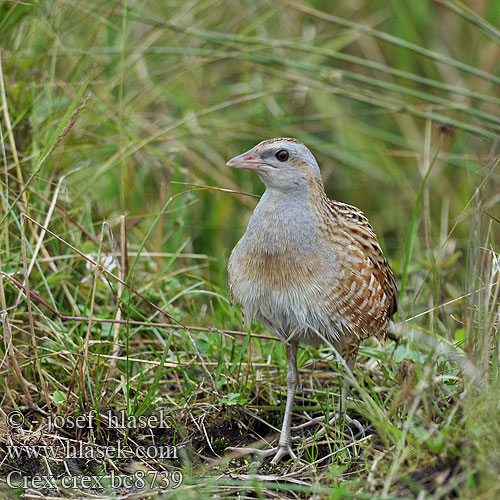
[226,138,322,192]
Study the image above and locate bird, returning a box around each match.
[226,138,398,464]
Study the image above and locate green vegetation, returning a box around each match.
[0,0,499,498]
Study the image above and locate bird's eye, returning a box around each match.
[276,150,289,162]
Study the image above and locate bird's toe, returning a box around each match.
[270,444,296,465]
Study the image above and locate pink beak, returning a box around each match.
[226,148,262,171]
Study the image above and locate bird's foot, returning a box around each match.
[226,440,298,464]
[270,443,296,465]
[291,413,364,441]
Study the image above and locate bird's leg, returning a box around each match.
[337,354,364,434]
[291,351,363,437]
[225,341,300,463]
[270,340,299,464]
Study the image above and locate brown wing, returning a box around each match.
[328,200,398,319]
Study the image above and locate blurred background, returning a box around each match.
[2,0,499,293]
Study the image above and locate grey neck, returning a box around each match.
[244,187,319,252]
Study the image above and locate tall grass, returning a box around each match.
[0,0,499,499]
